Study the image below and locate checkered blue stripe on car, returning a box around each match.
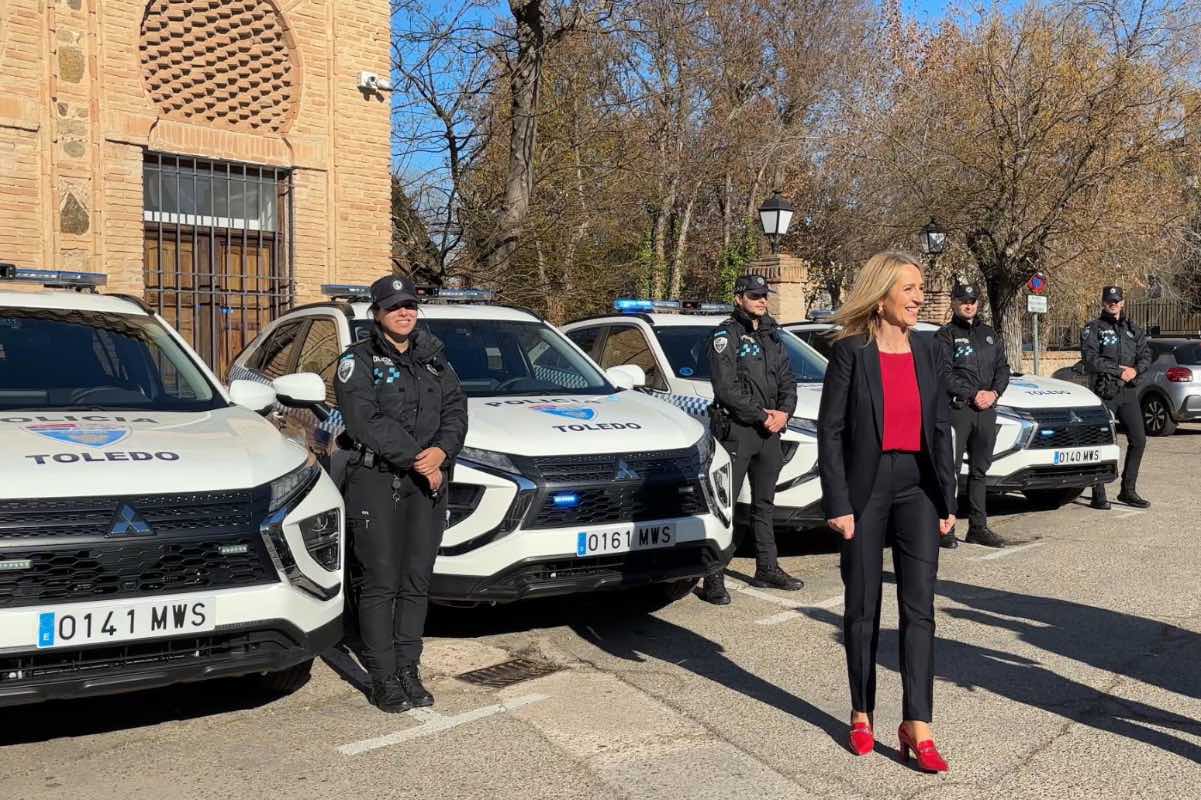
[638,389,711,420]
[533,365,589,389]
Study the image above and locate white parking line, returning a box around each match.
[972,541,1045,561]
[754,594,845,626]
[336,694,548,756]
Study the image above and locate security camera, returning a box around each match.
[358,71,393,93]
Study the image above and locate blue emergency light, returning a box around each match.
[682,301,733,314]
[551,492,580,508]
[0,264,107,290]
[320,284,372,300]
[434,287,495,303]
[614,299,682,314]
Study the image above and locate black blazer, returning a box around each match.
[817,332,957,520]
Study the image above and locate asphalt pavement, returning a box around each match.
[3,426,1200,800]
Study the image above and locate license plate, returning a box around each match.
[1052,448,1101,465]
[576,522,675,558]
[35,597,216,649]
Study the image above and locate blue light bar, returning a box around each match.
[321,283,371,299]
[551,492,580,508]
[613,299,682,314]
[436,288,495,302]
[0,265,107,288]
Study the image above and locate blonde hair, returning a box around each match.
[832,251,925,341]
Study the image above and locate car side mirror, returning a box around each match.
[606,364,646,390]
[273,373,331,421]
[228,379,277,415]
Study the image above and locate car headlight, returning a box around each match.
[712,462,732,508]
[786,417,819,438]
[298,509,341,571]
[269,454,321,513]
[694,432,714,471]
[996,405,1038,448]
[459,446,521,474]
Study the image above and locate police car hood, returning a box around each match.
[669,378,824,421]
[466,392,705,456]
[0,407,309,499]
[999,375,1103,410]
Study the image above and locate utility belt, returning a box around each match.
[336,431,390,472]
[1091,372,1123,402]
[708,403,732,441]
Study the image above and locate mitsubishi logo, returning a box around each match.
[614,459,640,481]
[108,504,153,537]
[1069,410,1083,424]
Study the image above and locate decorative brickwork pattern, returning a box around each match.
[139,0,298,134]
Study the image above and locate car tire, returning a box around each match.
[1141,394,1176,437]
[1022,487,1084,510]
[256,659,314,695]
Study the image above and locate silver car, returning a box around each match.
[1052,338,1201,436]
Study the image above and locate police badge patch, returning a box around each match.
[713,336,728,354]
[986,335,994,344]
[337,357,355,383]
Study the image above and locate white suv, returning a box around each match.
[0,267,344,706]
[228,287,734,607]
[786,318,1120,508]
[561,301,827,530]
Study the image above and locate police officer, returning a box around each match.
[1081,285,1151,510]
[935,284,1010,549]
[697,273,802,605]
[335,274,468,712]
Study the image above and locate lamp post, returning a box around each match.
[919,217,947,261]
[758,191,795,255]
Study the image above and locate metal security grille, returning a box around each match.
[142,153,294,376]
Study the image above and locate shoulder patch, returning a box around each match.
[713,336,728,354]
[337,356,355,383]
[713,329,729,338]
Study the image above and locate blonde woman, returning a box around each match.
[816,252,957,772]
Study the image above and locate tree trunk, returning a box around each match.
[670,185,698,299]
[652,171,679,299]
[987,277,1026,374]
[487,0,546,275]
[720,172,733,250]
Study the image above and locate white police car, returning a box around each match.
[228,286,734,607]
[561,300,826,530]
[785,318,1120,508]
[0,266,344,706]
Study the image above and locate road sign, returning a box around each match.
[1027,294,1048,313]
[1027,273,1048,295]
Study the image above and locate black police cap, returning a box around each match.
[370,274,418,310]
[734,274,774,295]
[1102,286,1124,303]
[951,284,979,301]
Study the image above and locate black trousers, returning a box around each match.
[714,423,784,572]
[951,405,997,530]
[841,452,940,722]
[1095,390,1146,495]
[345,465,446,679]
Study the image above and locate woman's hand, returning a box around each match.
[939,515,956,536]
[828,514,855,540]
[425,469,444,493]
[414,447,446,476]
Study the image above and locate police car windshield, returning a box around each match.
[352,319,612,397]
[0,307,224,411]
[654,325,827,383]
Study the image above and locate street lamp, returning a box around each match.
[758,191,795,255]
[920,217,947,257]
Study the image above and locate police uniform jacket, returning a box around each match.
[708,308,797,427]
[334,325,468,473]
[1081,312,1151,393]
[935,316,1010,407]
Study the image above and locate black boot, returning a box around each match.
[964,526,1007,548]
[1090,485,1111,510]
[1116,489,1150,509]
[369,675,413,713]
[397,664,434,707]
[694,573,731,605]
[751,564,804,591]
[939,532,958,549]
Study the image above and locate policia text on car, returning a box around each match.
[697,273,803,605]
[335,275,468,712]
[1081,285,1151,510]
[935,284,1009,549]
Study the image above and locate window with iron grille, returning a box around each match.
[142,153,294,377]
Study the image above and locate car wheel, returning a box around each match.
[256,659,314,695]
[1022,487,1084,510]
[1141,395,1176,437]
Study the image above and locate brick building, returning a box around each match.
[0,0,392,373]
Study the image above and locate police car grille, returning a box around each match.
[1027,407,1114,449]
[528,482,709,529]
[524,449,702,484]
[0,491,255,541]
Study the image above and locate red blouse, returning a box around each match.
[880,351,922,452]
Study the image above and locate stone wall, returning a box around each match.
[0,0,391,302]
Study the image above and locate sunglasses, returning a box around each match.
[744,292,769,301]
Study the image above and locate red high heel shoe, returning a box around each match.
[897,724,949,773]
[849,722,874,756]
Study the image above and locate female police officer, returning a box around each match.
[335,274,467,712]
